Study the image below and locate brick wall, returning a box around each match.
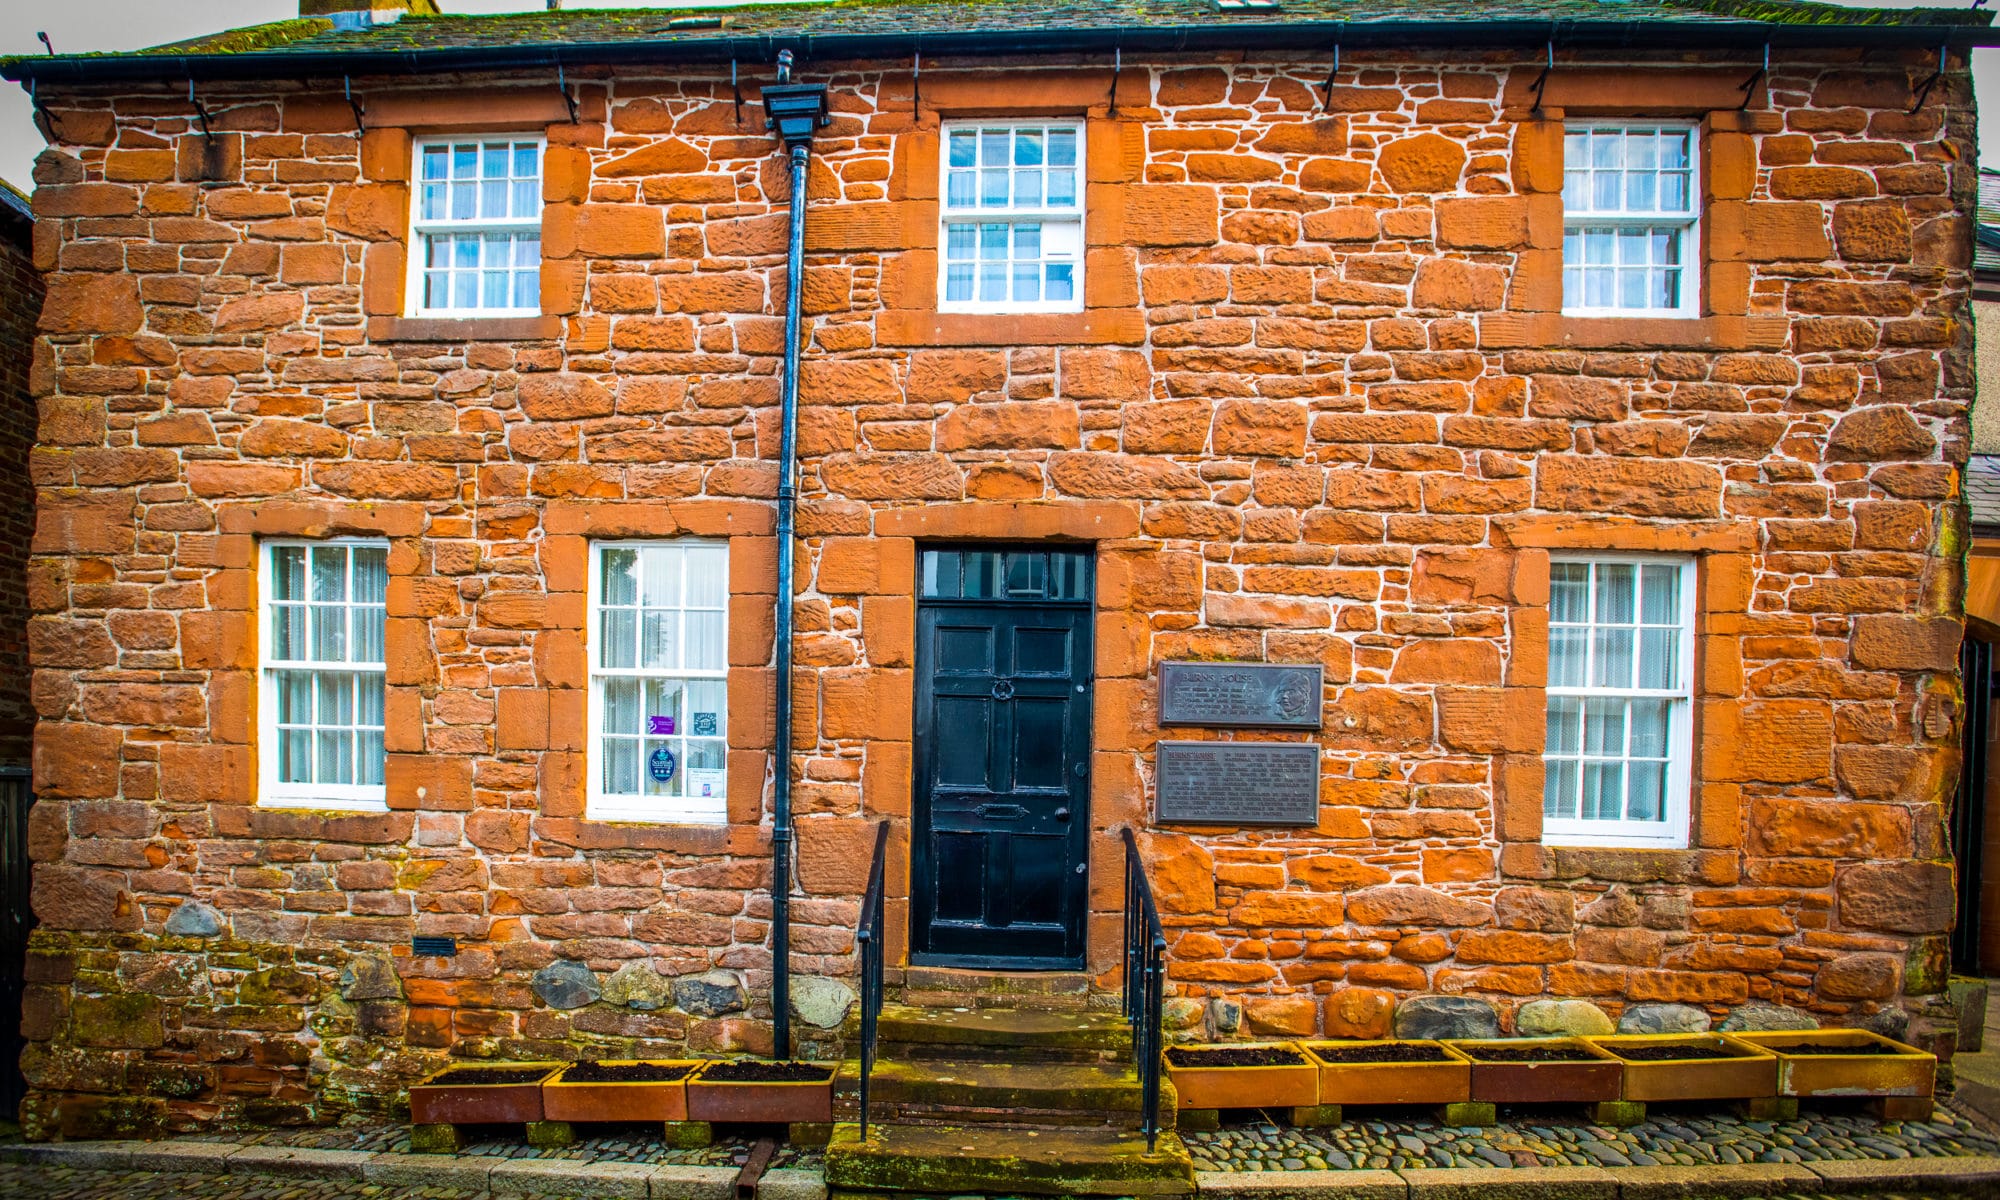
[0,205,42,767]
[17,47,1975,1134]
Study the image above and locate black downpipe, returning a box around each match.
[761,53,827,1061]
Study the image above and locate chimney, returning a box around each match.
[300,0,441,29]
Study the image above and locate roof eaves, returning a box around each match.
[5,2,1999,84]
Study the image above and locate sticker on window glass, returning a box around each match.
[647,715,676,735]
[648,746,677,783]
[691,712,718,737]
[687,768,727,798]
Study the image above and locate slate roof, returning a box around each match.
[1969,456,2000,530]
[1979,171,2000,278]
[4,0,1994,82]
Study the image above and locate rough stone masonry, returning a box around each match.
[9,26,1980,1137]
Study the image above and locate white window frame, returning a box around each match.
[1541,553,1696,849]
[257,539,389,812]
[586,539,731,825]
[1561,122,1700,319]
[937,119,1086,315]
[406,133,546,319]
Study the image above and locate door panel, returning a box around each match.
[912,546,1093,969]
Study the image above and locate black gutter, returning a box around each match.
[7,19,2000,85]
[759,54,828,1063]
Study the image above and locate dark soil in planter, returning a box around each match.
[1308,1043,1454,1064]
[700,1061,834,1082]
[1608,1045,1750,1062]
[1463,1045,1600,1063]
[1773,1042,1901,1056]
[1166,1046,1309,1068]
[559,1061,695,1084]
[424,1066,552,1086]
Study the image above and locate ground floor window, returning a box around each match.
[588,539,730,823]
[1542,555,1695,848]
[258,539,388,811]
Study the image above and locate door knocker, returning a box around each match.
[991,679,1015,700]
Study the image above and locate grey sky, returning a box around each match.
[0,0,1995,192]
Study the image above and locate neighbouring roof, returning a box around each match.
[5,0,1996,85]
[1979,170,2000,277]
[0,179,30,244]
[1970,455,2000,530]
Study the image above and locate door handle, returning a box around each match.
[1054,807,1071,821]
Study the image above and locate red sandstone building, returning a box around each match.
[1,0,1992,1140]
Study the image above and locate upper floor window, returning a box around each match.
[588,540,730,824]
[260,540,388,811]
[1542,556,1694,849]
[939,121,1084,314]
[1562,124,1698,317]
[410,135,543,317]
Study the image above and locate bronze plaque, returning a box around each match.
[1154,741,1320,826]
[1159,661,1323,729]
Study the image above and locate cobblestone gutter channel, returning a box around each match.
[5,1107,2000,1199]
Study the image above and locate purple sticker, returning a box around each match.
[647,715,675,735]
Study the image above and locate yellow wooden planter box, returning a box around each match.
[1301,1040,1471,1106]
[1725,1029,1936,1099]
[1164,1042,1319,1111]
[1585,1034,1777,1102]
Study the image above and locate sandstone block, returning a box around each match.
[1378,132,1467,192]
[1392,995,1500,1040]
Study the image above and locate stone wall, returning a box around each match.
[18,46,1974,1135]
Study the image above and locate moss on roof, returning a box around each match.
[6,0,1991,78]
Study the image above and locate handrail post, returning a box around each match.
[855,820,890,1142]
[1120,826,1165,1151]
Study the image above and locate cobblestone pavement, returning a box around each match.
[0,1164,486,1199]
[1181,1102,2000,1171]
[0,1165,1975,1200]
[174,1121,825,1170]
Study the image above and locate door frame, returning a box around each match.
[908,542,1095,971]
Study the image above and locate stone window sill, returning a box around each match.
[368,315,564,342]
[876,308,1144,347]
[1480,313,1787,352]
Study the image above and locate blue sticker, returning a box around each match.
[648,746,677,783]
[691,712,718,737]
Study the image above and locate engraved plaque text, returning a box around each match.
[1159,661,1323,729]
[1154,741,1320,826]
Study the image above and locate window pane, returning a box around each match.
[1630,698,1671,758]
[1544,758,1579,819]
[1596,564,1635,623]
[981,128,1007,166]
[1046,263,1074,302]
[1592,626,1634,688]
[685,546,726,607]
[1048,127,1076,166]
[601,608,637,669]
[602,548,638,605]
[281,728,312,784]
[423,146,448,180]
[1015,129,1043,166]
[603,678,641,736]
[948,170,975,208]
[1048,168,1076,207]
[644,678,684,734]
[1583,762,1623,821]
[273,605,304,661]
[514,142,539,177]
[1638,627,1678,690]
[1550,627,1587,688]
[603,737,639,794]
[1627,762,1665,821]
[686,680,726,738]
[1583,697,1625,756]
[1550,563,1589,623]
[641,610,679,669]
[948,129,976,167]
[1546,697,1583,754]
[279,670,312,724]
[946,264,973,302]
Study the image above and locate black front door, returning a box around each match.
[912,546,1093,969]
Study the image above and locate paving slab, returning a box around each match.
[119,1140,243,1174]
[1195,1167,1408,1199]
[490,1156,656,1197]
[362,1149,497,1190]
[649,1164,741,1200]
[1609,1162,1821,1198]
[1399,1165,1618,1200]
[225,1144,371,1179]
[760,1166,831,1200]
[1805,1154,2000,1193]
[9,1141,141,1172]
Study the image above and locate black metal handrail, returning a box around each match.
[855,820,890,1141]
[1120,826,1166,1150]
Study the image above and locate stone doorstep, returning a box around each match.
[224,1144,372,1179]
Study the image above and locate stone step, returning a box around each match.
[824,1122,1195,1197]
[899,967,1096,1011]
[836,1058,1169,1124]
[867,1003,1132,1061]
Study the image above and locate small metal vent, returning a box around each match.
[412,935,458,957]
[665,15,727,30]
[1213,0,1282,11]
